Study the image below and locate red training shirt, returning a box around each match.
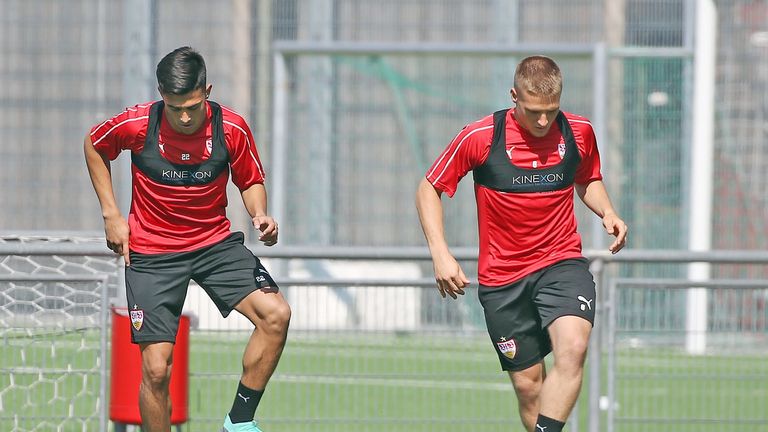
[426,109,602,286]
[89,101,265,254]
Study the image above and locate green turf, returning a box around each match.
[1,330,767,431]
[188,331,516,432]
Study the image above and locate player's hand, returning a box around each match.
[603,213,628,254]
[432,252,469,299]
[104,214,131,266]
[253,215,278,247]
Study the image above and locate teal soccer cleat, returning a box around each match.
[221,414,263,432]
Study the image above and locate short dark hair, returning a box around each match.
[156,46,207,95]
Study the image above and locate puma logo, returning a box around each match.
[578,295,593,311]
[237,393,250,403]
[535,425,547,432]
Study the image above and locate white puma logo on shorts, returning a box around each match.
[578,295,593,311]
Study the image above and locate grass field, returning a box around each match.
[2,330,767,431]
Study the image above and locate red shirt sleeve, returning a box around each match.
[89,103,152,160]
[221,107,265,190]
[569,116,603,184]
[425,115,495,197]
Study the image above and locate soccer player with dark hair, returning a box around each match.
[416,55,627,432]
[85,46,289,432]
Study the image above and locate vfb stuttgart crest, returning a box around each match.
[130,309,144,331]
[496,337,517,359]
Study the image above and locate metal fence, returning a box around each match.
[605,278,768,432]
[0,273,109,432]
[2,1,767,429]
[2,0,767,258]
[2,235,767,431]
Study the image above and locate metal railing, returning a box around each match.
[2,235,767,431]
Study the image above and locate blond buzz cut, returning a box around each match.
[513,55,563,97]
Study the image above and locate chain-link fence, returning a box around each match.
[2,0,768,431]
[0,234,118,431]
[0,273,110,431]
[2,235,768,431]
[2,0,766,257]
[606,278,768,432]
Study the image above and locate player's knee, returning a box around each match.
[511,373,542,405]
[569,335,589,359]
[142,359,171,389]
[516,385,540,407]
[263,303,291,337]
[555,337,589,372]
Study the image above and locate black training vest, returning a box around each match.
[472,109,581,193]
[131,100,229,186]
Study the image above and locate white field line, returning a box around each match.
[193,343,494,362]
[271,374,512,392]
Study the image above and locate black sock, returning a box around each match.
[535,414,565,432]
[228,382,264,423]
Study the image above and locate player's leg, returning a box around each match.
[194,232,290,431]
[219,287,290,431]
[534,257,596,431]
[138,342,174,432]
[478,277,552,432]
[537,316,591,422]
[508,361,546,431]
[125,250,193,432]
[233,288,291,389]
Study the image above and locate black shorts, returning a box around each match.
[125,232,278,344]
[477,257,595,371]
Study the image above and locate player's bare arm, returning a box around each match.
[241,183,278,247]
[415,178,469,299]
[576,180,628,253]
[83,134,131,265]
